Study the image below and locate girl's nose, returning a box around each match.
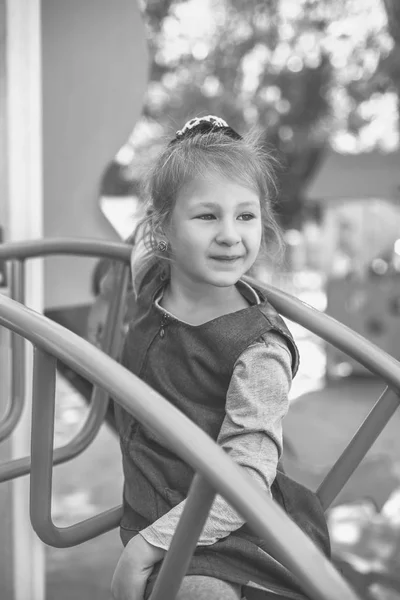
[215,220,241,245]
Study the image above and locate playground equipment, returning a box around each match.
[2,240,400,599]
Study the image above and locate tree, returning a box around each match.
[380,0,400,104]
[131,0,398,228]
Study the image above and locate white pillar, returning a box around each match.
[6,0,45,599]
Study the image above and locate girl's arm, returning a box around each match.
[139,331,292,550]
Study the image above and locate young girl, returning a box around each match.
[111,116,330,600]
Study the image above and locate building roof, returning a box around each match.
[304,150,400,203]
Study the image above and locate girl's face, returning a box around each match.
[167,174,262,290]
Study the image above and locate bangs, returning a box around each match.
[147,131,277,210]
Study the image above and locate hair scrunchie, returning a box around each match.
[169,115,242,145]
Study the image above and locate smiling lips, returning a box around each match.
[211,255,243,261]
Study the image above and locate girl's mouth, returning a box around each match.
[211,256,242,262]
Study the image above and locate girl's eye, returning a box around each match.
[238,213,256,221]
[197,214,216,220]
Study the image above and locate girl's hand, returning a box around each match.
[111,535,166,600]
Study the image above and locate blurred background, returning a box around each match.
[101,0,400,378]
[2,1,400,599]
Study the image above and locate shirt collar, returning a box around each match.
[154,279,260,322]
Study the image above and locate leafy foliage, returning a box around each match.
[131,0,399,227]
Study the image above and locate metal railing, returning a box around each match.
[244,275,400,510]
[2,238,400,598]
[0,240,131,480]
[0,288,359,600]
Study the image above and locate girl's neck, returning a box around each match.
[160,277,249,325]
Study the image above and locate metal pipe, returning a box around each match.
[0,260,26,441]
[0,294,361,598]
[244,276,400,390]
[0,238,132,262]
[318,386,400,510]
[0,262,130,479]
[150,474,216,600]
[29,348,123,546]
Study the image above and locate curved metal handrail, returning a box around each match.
[1,238,399,598]
[0,238,132,261]
[1,238,400,506]
[244,275,400,508]
[0,239,395,386]
[0,292,359,600]
[1,239,400,509]
[0,262,130,483]
[0,240,131,474]
[245,275,400,388]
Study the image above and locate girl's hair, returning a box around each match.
[130,123,284,295]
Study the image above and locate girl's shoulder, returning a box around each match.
[238,330,294,368]
[228,332,294,399]
[236,297,299,377]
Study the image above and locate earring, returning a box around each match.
[157,240,168,253]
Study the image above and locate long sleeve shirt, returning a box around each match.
[139,331,292,549]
